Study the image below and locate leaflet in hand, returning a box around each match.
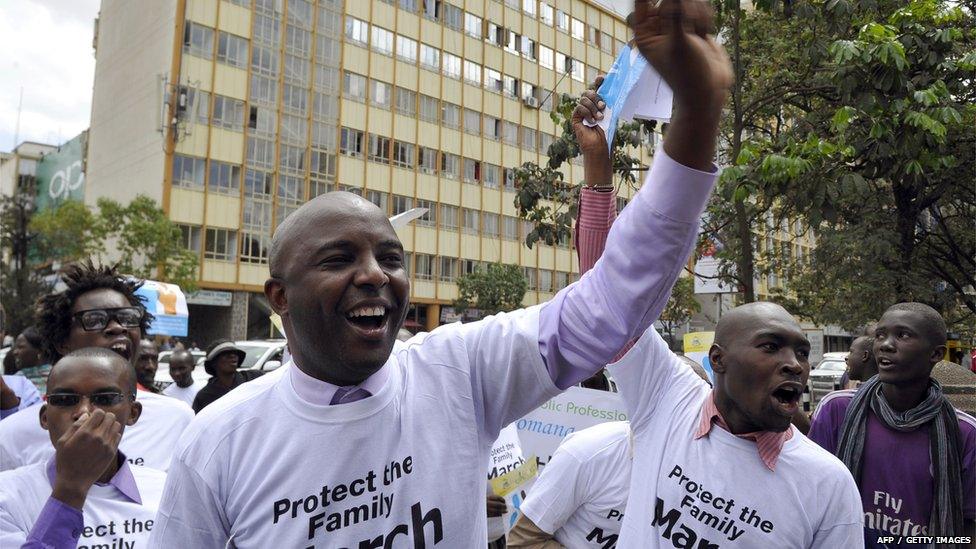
[584,45,673,154]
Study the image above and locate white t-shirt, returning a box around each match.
[607,327,864,548]
[487,423,525,541]
[0,460,166,547]
[162,380,201,408]
[520,421,631,549]
[0,390,193,472]
[149,306,561,548]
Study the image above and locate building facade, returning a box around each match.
[86,0,646,342]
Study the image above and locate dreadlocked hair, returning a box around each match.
[35,259,152,363]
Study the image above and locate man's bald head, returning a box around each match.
[269,192,393,279]
[714,301,799,347]
[169,349,195,368]
[49,347,136,394]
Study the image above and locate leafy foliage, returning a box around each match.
[0,191,50,335]
[659,277,702,349]
[453,263,528,315]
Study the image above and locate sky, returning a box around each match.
[0,0,100,152]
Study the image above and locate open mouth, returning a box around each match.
[877,357,896,370]
[109,340,131,360]
[344,305,390,341]
[771,383,802,416]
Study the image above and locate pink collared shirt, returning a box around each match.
[695,391,793,471]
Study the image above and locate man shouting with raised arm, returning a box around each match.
[148,1,729,546]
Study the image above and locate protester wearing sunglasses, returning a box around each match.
[0,261,193,475]
[0,347,166,548]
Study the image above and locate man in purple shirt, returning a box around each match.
[149,1,731,545]
[0,348,165,548]
[809,303,976,547]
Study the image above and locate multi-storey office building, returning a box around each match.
[85,0,645,342]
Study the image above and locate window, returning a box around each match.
[555,10,569,32]
[443,4,463,29]
[311,121,336,149]
[279,143,306,172]
[172,155,205,189]
[482,212,499,236]
[463,158,480,183]
[251,74,277,104]
[419,95,439,122]
[418,147,438,173]
[392,194,414,215]
[483,164,500,188]
[440,204,458,229]
[368,134,391,164]
[371,26,393,54]
[416,199,436,226]
[462,208,480,233]
[521,37,536,60]
[318,9,341,37]
[241,232,270,264]
[441,152,459,179]
[251,44,279,77]
[395,87,416,116]
[539,132,554,153]
[340,127,364,156]
[285,25,311,57]
[366,190,388,212]
[503,216,518,239]
[484,116,500,140]
[571,58,584,82]
[539,3,553,25]
[287,0,313,26]
[422,0,440,20]
[244,169,273,197]
[464,13,481,37]
[555,271,568,290]
[370,79,392,108]
[523,0,536,14]
[208,160,241,195]
[316,35,340,61]
[420,44,440,71]
[283,55,309,85]
[463,60,481,86]
[503,168,516,190]
[252,13,280,46]
[345,17,369,45]
[521,127,537,150]
[343,71,367,101]
[586,65,598,87]
[523,266,537,290]
[555,52,568,73]
[392,141,415,168]
[415,254,434,280]
[539,45,553,69]
[459,109,478,135]
[184,22,214,59]
[313,91,338,120]
[205,228,238,261]
[502,75,519,98]
[483,68,502,92]
[212,95,244,131]
[505,32,520,54]
[242,201,272,231]
[439,257,457,281]
[247,136,275,169]
[539,270,553,292]
[283,83,308,114]
[280,114,307,143]
[570,18,584,40]
[399,0,419,11]
[396,36,417,62]
[177,224,201,252]
[441,102,460,128]
[310,149,336,179]
[486,22,504,46]
[442,53,461,79]
[217,32,248,68]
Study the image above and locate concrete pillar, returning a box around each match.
[426,304,440,332]
[231,291,249,341]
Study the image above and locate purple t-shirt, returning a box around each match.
[808,389,976,547]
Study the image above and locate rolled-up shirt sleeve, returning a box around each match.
[539,148,718,388]
[21,497,83,549]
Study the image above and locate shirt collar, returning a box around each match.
[288,359,389,406]
[695,391,792,471]
[46,452,142,504]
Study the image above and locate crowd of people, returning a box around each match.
[0,1,972,547]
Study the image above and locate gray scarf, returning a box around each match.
[836,376,964,544]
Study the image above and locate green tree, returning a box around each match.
[659,277,702,350]
[29,195,199,291]
[453,263,528,316]
[0,191,49,335]
[769,0,975,332]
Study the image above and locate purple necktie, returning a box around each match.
[329,387,370,405]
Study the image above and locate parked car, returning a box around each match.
[808,352,849,408]
[235,339,288,372]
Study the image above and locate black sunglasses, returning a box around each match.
[72,307,144,331]
[47,392,133,407]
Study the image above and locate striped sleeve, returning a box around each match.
[575,186,617,275]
